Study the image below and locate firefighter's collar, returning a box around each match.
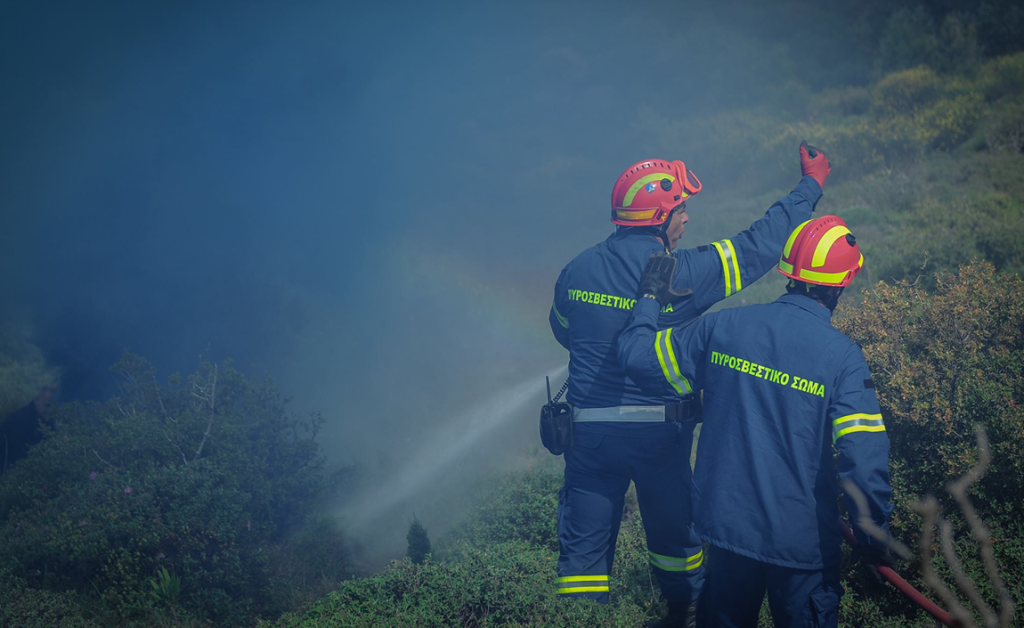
[776,293,833,322]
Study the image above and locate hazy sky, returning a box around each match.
[1,0,881,550]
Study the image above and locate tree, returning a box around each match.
[407,516,431,565]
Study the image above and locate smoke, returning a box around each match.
[0,0,886,556]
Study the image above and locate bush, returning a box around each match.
[407,517,431,565]
[984,101,1024,154]
[876,8,982,76]
[836,262,1024,618]
[272,542,649,628]
[0,569,98,628]
[274,469,663,627]
[266,514,355,611]
[872,66,945,116]
[976,52,1024,102]
[876,7,940,75]
[438,468,563,557]
[0,354,330,626]
[0,317,59,418]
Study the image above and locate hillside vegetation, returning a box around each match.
[269,52,1024,628]
[3,7,1024,628]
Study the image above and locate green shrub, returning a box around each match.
[976,51,1024,102]
[836,262,1024,617]
[439,468,563,557]
[0,354,329,626]
[407,517,431,565]
[811,86,871,119]
[872,66,944,116]
[876,7,940,74]
[984,100,1024,154]
[272,541,649,628]
[0,317,59,418]
[0,569,98,628]
[272,475,663,628]
[266,514,354,611]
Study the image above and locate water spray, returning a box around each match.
[343,364,568,532]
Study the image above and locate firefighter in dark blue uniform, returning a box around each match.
[548,146,829,627]
[618,214,894,628]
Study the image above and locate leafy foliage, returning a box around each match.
[836,262,1024,622]
[0,354,332,626]
[0,568,99,628]
[407,517,432,565]
[0,317,60,418]
[150,566,182,609]
[275,469,660,627]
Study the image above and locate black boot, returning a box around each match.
[643,600,697,628]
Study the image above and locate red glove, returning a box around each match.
[800,140,832,189]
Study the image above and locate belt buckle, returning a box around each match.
[666,396,702,423]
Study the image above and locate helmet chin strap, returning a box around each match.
[821,287,844,312]
[787,280,844,312]
[657,206,680,254]
[657,224,670,253]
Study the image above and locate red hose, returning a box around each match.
[839,519,958,627]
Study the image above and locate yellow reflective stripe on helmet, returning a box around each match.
[615,208,658,221]
[622,173,675,208]
[812,226,852,268]
[711,241,732,296]
[655,329,692,395]
[783,219,813,259]
[832,413,885,442]
[779,260,794,275]
[798,268,848,284]
[552,303,569,329]
[649,549,704,571]
[557,574,609,594]
[723,239,741,292]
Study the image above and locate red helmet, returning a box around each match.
[778,215,864,287]
[611,159,702,226]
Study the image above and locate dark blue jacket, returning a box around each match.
[618,293,894,569]
[549,176,822,410]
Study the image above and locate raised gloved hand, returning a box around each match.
[852,544,898,592]
[800,140,832,189]
[639,253,693,306]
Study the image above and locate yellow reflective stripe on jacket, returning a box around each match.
[655,328,692,395]
[649,549,703,572]
[712,239,741,296]
[833,413,885,442]
[724,239,741,292]
[552,302,569,329]
[812,225,852,267]
[557,574,609,594]
[622,173,675,208]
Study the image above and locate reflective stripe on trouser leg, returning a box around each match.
[557,430,631,603]
[632,423,705,603]
[556,574,609,595]
[649,549,704,571]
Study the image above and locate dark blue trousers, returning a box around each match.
[557,422,704,604]
[699,545,843,628]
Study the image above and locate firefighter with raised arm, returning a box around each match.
[617,213,894,628]
[547,144,830,627]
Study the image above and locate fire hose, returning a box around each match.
[839,519,957,627]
